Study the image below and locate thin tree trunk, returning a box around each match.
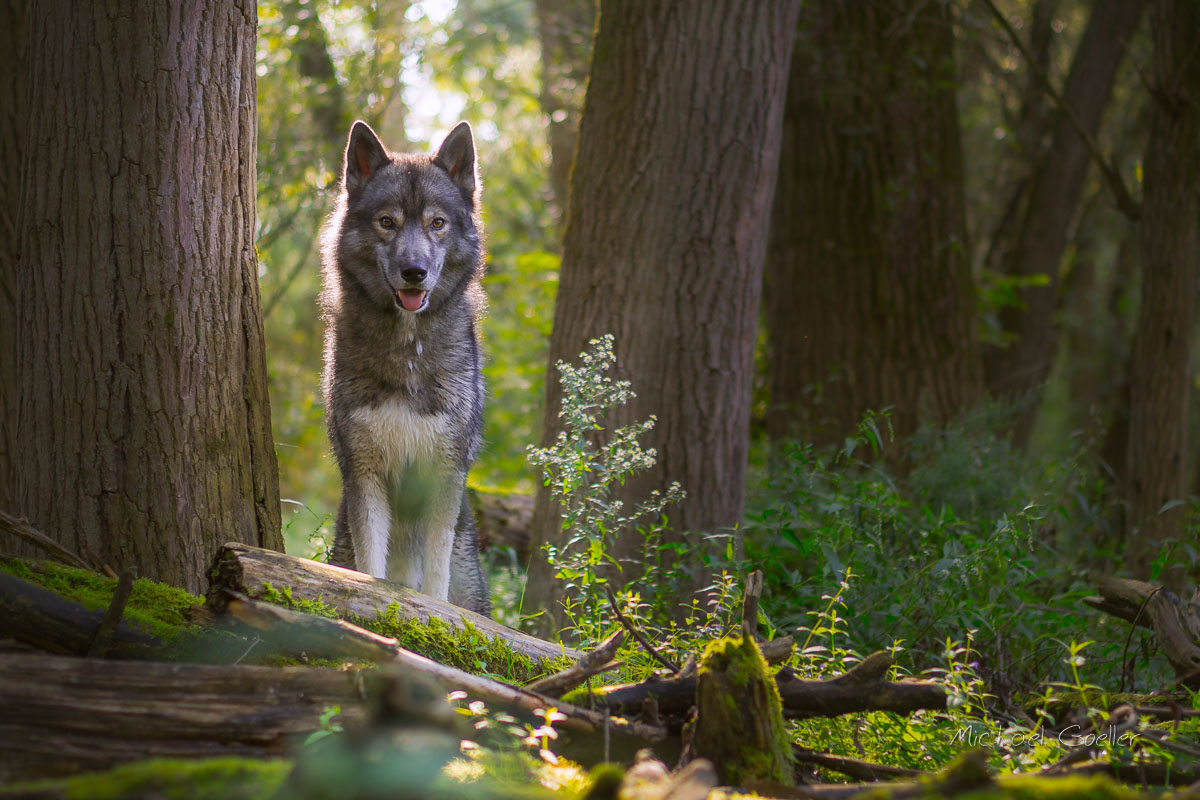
[765,0,981,448]
[983,0,1145,445]
[9,1,282,592]
[0,0,28,521]
[524,0,801,629]
[1124,0,1200,577]
[281,0,350,163]
[534,0,595,230]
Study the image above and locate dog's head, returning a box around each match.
[333,120,481,315]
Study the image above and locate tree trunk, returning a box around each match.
[525,0,801,627]
[281,0,351,162]
[764,0,980,447]
[0,0,28,522]
[982,0,1145,445]
[534,0,595,229]
[1124,0,1200,577]
[7,0,282,593]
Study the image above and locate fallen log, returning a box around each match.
[1083,577,1200,686]
[468,487,533,559]
[581,651,946,722]
[0,651,368,781]
[525,629,625,697]
[0,571,161,660]
[207,542,581,662]
[216,592,669,755]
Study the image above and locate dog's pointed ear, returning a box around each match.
[433,121,477,198]
[344,121,390,193]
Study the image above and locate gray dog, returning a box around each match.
[320,120,490,615]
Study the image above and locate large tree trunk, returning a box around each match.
[6,1,282,592]
[982,0,1145,445]
[525,0,801,627]
[764,0,980,447]
[1123,0,1200,577]
[0,0,28,523]
[534,0,595,229]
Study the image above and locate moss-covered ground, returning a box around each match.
[0,757,292,800]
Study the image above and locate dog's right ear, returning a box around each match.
[344,121,390,193]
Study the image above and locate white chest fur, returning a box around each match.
[348,399,452,471]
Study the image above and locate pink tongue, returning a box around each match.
[398,290,426,311]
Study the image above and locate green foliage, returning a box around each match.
[0,757,291,800]
[527,335,684,639]
[740,404,1156,692]
[0,558,203,642]
[478,250,560,489]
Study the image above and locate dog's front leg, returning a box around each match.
[344,471,391,579]
[419,478,465,601]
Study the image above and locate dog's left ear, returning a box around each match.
[433,122,477,198]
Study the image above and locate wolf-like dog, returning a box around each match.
[321,120,490,615]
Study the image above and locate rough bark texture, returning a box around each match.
[6,1,282,593]
[0,652,366,781]
[982,0,1145,445]
[765,0,980,447]
[535,0,595,228]
[525,0,800,626]
[1124,0,1200,577]
[0,0,27,521]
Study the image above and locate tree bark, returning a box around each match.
[525,0,801,626]
[1124,0,1200,577]
[7,1,282,593]
[534,0,595,229]
[982,0,1145,445]
[764,0,980,447]
[0,0,28,523]
[0,652,366,781]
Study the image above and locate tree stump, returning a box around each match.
[692,635,792,786]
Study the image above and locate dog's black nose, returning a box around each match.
[400,266,428,284]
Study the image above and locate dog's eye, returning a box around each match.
[430,217,445,230]
[378,215,395,229]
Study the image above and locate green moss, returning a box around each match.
[0,558,204,641]
[0,756,291,800]
[259,583,571,683]
[695,636,793,787]
[576,763,624,800]
[956,774,1147,800]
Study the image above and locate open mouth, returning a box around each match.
[395,289,428,312]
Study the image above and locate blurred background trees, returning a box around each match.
[248,0,1197,620]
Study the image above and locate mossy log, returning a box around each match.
[218,593,669,755]
[0,571,161,659]
[580,650,946,722]
[691,636,793,787]
[0,652,367,781]
[206,542,581,662]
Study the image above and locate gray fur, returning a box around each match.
[322,120,490,616]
